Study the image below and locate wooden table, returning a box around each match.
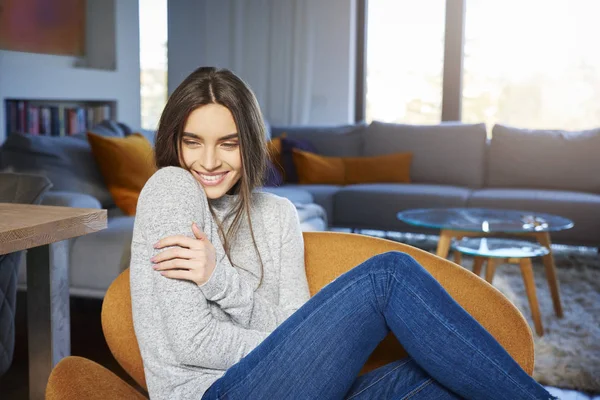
[0,203,107,400]
[451,237,550,336]
[437,229,564,319]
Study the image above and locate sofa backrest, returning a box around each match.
[0,121,133,208]
[270,124,366,157]
[0,133,114,207]
[487,124,600,193]
[364,121,487,188]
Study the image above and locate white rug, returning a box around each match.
[482,252,600,393]
[354,230,600,393]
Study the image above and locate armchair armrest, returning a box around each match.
[42,191,102,209]
[46,356,147,400]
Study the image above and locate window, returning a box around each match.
[139,0,168,130]
[362,0,600,131]
[365,0,446,124]
[462,0,600,131]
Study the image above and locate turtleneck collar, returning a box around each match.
[208,193,238,216]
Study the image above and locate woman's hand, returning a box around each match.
[151,222,217,286]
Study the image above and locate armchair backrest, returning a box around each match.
[101,232,534,392]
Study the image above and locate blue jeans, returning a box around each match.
[202,252,556,400]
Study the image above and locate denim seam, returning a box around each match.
[392,273,539,400]
[402,378,434,400]
[369,270,392,313]
[345,358,413,399]
[219,275,371,399]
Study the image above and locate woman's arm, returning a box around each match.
[196,198,311,331]
[132,167,269,369]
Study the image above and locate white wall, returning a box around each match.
[0,0,140,144]
[167,0,357,126]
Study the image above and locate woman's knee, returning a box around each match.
[364,251,423,273]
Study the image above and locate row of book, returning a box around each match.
[5,100,113,137]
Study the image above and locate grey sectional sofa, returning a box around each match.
[2,120,598,298]
[270,122,600,249]
[0,123,326,299]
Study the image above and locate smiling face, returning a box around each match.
[179,104,242,199]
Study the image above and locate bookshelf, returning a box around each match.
[4,99,117,138]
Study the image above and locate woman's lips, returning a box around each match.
[194,170,229,186]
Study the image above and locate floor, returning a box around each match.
[0,233,598,399]
[0,292,142,399]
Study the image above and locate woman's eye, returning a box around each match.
[183,140,200,147]
[221,142,239,149]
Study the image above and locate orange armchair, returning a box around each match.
[46,232,534,399]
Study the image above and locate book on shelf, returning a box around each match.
[5,100,114,137]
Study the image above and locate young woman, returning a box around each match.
[130,67,556,400]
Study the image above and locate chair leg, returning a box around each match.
[519,258,544,336]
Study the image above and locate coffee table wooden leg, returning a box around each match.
[519,258,544,336]
[535,232,563,318]
[437,230,452,259]
[472,256,484,276]
[453,251,462,265]
[485,258,497,284]
[26,240,71,400]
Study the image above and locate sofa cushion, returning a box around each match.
[280,137,318,183]
[135,129,157,146]
[364,122,487,188]
[264,159,284,187]
[334,184,472,230]
[69,214,135,297]
[294,203,328,231]
[291,149,345,185]
[467,188,600,246]
[487,124,600,193]
[0,133,114,207]
[89,120,131,138]
[87,132,157,215]
[270,124,366,157]
[258,186,314,205]
[292,150,413,186]
[280,184,342,222]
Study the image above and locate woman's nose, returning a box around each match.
[201,148,220,170]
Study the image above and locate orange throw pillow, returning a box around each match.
[87,132,157,215]
[266,134,286,177]
[292,149,345,184]
[292,149,412,185]
[345,152,412,184]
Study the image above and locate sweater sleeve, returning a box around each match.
[133,167,269,369]
[197,197,311,331]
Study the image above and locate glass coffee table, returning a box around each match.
[397,207,574,318]
[452,237,550,336]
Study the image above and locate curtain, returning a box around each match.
[204,0,316,125]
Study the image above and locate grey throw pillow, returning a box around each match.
[0,132,114,207]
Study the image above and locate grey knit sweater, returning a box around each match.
[130,167,311,399]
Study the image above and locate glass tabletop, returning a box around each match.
[452,237,550,258]
[397,208,574,233]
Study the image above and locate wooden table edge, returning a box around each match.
[0,207,107,255]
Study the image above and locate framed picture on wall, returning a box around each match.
[0,0,85,56]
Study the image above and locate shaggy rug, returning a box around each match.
[357,230,600,393]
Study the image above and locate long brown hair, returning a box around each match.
[154,66,268,288]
